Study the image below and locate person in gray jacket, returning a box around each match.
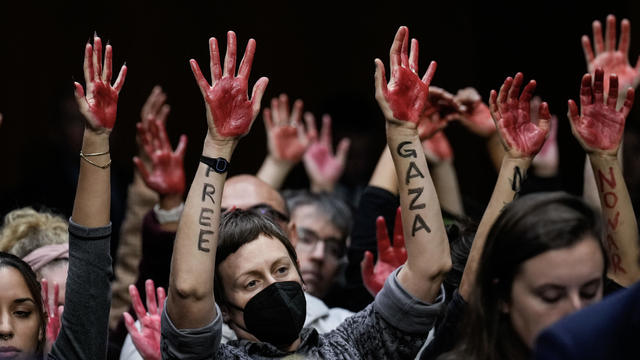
[161,26,451,359]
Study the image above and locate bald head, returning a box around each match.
[222,175,288,216]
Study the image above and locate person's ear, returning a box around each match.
[288,221,298,247]
[220,304,232,323]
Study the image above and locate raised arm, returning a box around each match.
[166,31,267,329]
[458,72,550,300]
[568,68,640,286]
[374,26,451,302]
[256,94,312,189]
[51,33,127,359]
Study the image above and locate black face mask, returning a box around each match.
[228,281,306,346]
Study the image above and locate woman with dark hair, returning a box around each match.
[433,67,639,359]
[0,33,126,359]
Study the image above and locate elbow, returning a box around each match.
[170,277,211,303]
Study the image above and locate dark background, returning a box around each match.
[0,0,638,232]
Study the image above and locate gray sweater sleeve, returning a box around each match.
[49,220,113,360]
[160,303,222,360]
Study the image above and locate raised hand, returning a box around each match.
[302,113,350,191]
[361,207,408,296]
[582,15,640,101]
[375,26,437,128]
[73,33,127,133]
[453,87,497,137]
[264,94,313,163]
[568,68,634,155]
[190,31,268,141]
[41,279,63,346]
[417,87,464,139]
[123,280,166,360]
[489,73,550,158]
[133,119,187,195]
[423,131,453,164]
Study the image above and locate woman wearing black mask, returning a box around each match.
[162,26,452,359]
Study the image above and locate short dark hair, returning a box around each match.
[451,192,606,360]
[214,209,301,306]
[0,252,46,355]
[283,190,353,240]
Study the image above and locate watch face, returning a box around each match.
[201,156,229,174]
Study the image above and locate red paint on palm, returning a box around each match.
[578,102,624,150]
[361,208,407,296]
[386,67,430,124]
[84,81,119,129]
[206,77,254,137]
[568,68,634,154]
[489,73,550,158]
[123,280,165,360]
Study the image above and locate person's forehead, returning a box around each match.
[0,266,34,300]
[516,238,603,287]
[222,180,286,213]
[218,236,291,280]
[292,205,342,238]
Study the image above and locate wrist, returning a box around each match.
[265,154,295,171]
[160,193,184,210]
[81,129,110,154]
[386,123,419,139]
[310,180,335,193]
[203,135,236,159]
[502,156,532,170]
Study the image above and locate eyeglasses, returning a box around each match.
[296,227,346,260]
[221,203,290,224]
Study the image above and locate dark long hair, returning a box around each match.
[449,192,606,360]
[0,252,47,356]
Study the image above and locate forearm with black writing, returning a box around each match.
[589,154,640,286]
[167,138,234,329]
[387,125,450,303]
[459,156,531,300]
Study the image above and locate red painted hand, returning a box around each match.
[489,73,550,158]
[582,15,640,102]
[361,207,408,296]
[41,279,63,346]
[73,34,127,133]
[423,131,453,164]
[123,280,166,360]
[375,26,437,128]
[190,31,268,140]
[263,94,313,163]
[303,113,350,190]
[133,119,188,195]
[568,68,634,155]
[453,87,496,137]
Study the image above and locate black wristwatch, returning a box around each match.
[200,155,230,174]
